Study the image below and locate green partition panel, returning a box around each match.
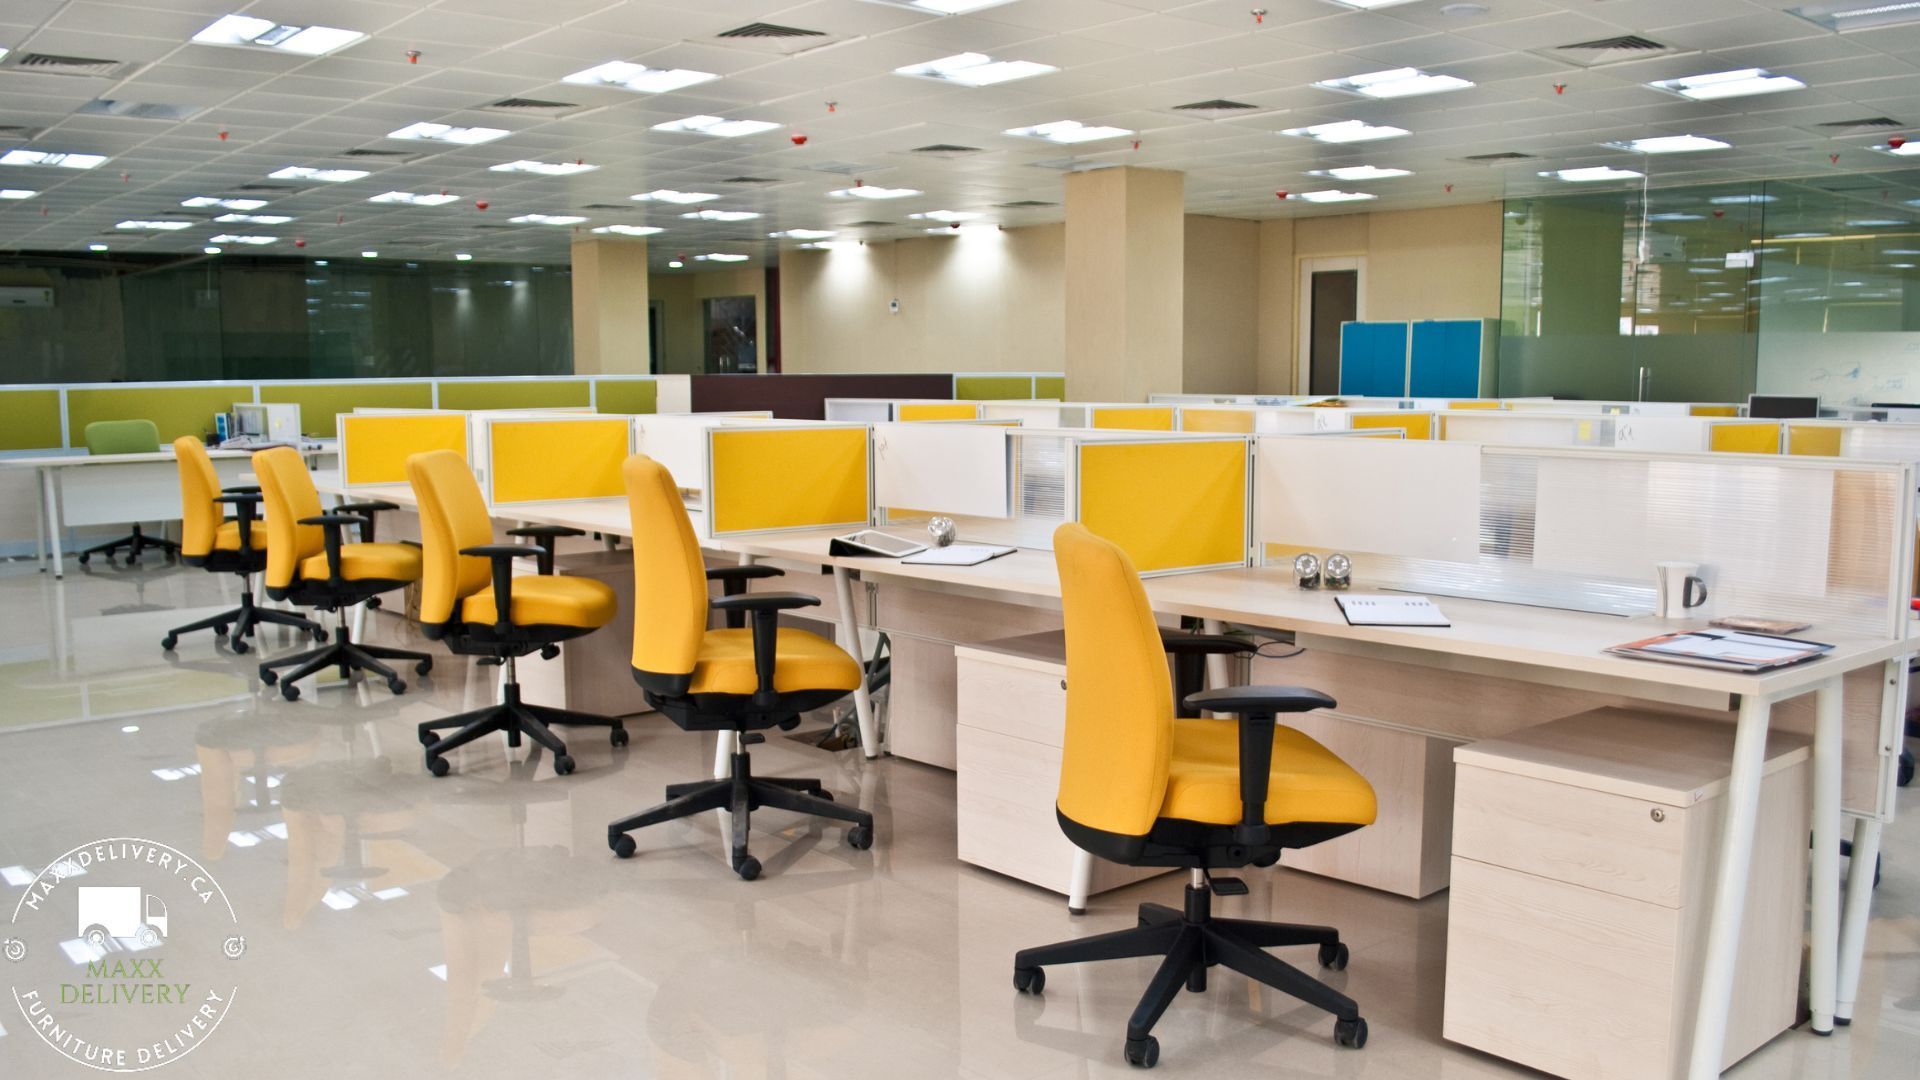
[1035,375,1066,399]
[439,379,590,410]
[594,378,658,414]
[0,389,65,451]
[67,385,248,444]
[261,381,433,437]
[954,375,1036,400]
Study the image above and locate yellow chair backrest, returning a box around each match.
[1052,523,1172,839]
[407,450,495,624]
[623,454,710,677]
[173,436,222,559]
[255,446,325,588]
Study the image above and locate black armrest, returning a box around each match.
[1183,686,1337,847]
[461,544,542,634]
[710,591,821,704]
[707,565,787,627]
[460,543,543,561]
[505,527,582,574]
[1159,630,1256,656]
[212,492,261,506]
[214,491,262,548]
[333,500,397,543]
[709,591,820,614]
[221,484,261,495]
[298,513,372,584]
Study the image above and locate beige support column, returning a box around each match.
[570,237,651,375]
[1064,166,1184,401]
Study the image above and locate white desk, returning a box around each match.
[311,473,1905,1078]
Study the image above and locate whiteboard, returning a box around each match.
[874,422,1011,519]
[1256,437,1481,562]
[1758,331,1920,407]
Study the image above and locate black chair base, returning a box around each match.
[161,589,324,655]
[258,621,431,702]
[79,524,178,567]
[607,745,873,880]
[1013,880,1365,1068]
[418,679,626,778]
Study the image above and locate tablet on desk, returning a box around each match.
[830,529,927,557]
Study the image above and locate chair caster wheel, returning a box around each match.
[418,730,437,747]
[259,668,277,685]
[312,628,328,642]
[231,639,249,655]
[553,754,575,776]
[1318,942,1349,971]
[1123,1036,1159,1068]
[610,727,629,747]
[414,660,431,676]
[1013,966,1045,994]
[1334,1017,1368,1049]
[160,635,177,652]
[847,824,873,850]
[386,678,405,694]
[213,624,228,638]
[77,554,90,566]
[426,756,450,778]
[734,856,761,881]
[280,683,300,701]
[610,834,636,859]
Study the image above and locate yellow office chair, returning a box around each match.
[606,454,874,880]
[252,446,433,701]
[1012,524,1377,1067]
[161,436,326,653]
[406,449,627,777]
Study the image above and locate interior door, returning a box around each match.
[1309,270,1359,396]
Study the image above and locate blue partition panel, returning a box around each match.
[1409,320,1486,398]
[1339,322,1409,397]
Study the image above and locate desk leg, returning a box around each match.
[42,467,63,578]
[1835,815,1884,1024]
[1200,618,1232,692]
[1067,849,1092,915]
[1809,678,1844,1034]
[1688,692,1772,1080]
[32,468,45,570]
[832,566,881,760]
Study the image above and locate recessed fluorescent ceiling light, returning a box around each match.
[1316,68,1473,99]
[695,253,749,262]
[208,234,277,245]
[181,196,267,210]
[1847,218,1907,226]
[1327,0,1422,7]
[204,246,222,254]
[270,166,368,182]
[1790,2,1920,30]
[387,122,510,145]
[491,159,598,176]
[682,209,761,221]
[909,210,982,222]
[1307,165,1411,181]
[632,189,717,204]
[1651,69,1805,101]
[1710,194,1777,204]
[894,53,1057,87]
[1874,141,1920,157]
[368,191,461,206]
[0,189,36,199]
[192,14,366,56]
[454,253,472,261]
[652,115,780,138]
[1605,135,1730,153]
[563,61,718,94]
[1540,167,1644,182]
[770,229,836,239]
[509,214,587,225]
[829,185,921,200]
[1290,190,1378,203]
[0,150,106,169]
[891,0,1019,13]
[1279,121,1407,144]
[88,243,107,251]
[1004,120,1133,144]
[1647,212,1705,221]
[591,224,664,236]
[215,213,292,224]
[116,220,193,231]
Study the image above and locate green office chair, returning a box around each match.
[78,419,180,566]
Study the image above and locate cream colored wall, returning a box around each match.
[1182,215,1260,394]
[778,224,1065,373]
[647,267,767,375]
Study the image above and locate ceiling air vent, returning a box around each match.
[480,97,588,118]
[341,148,417,158]
[77,100,204,121]
[708,22,847,56]
[2,52,129,77]
[1542,34,1681,68]
[0,125,41,140]
[1819,117,1902,129]
[1459,151,1534,163]
[910,144,984,157]
[718,22,826,39]
[846,220,894,227]
[470,224,516,230]
[722,176,782,184]
[234,183,299,192]
[996,200,1057,208]
[1028,158,1119,173]
[580,203,628,210]
[1172,99,1257,112]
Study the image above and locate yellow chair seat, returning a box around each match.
[460,575,616,630]
[297,542,422,583]
[687,628,861,696]
[1160,718,1377,828]
[213,520,267,551]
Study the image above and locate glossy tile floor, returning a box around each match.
[0,557,1915,1079]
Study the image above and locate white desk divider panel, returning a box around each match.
[633,414,772,500]
[874,422,1013,520]
[982,401,1088,427]
[824,398,897,422]
[1441,411,1715,452]
[1258,436,1481,564]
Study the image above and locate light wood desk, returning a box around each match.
[312,473,1907,1079]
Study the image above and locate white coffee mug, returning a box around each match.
[1655,561,1709,618]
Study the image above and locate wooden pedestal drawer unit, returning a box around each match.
[954,633,1168,899]
[1442,708,1810,1080]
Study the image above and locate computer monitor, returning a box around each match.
[1747,394,1819,419]
[233,403,267,437]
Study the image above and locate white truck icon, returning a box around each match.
[77,886,168,948]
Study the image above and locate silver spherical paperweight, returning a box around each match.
[927,516,957,548]
[1293,552,1321,589]
[1324,552,1352,589]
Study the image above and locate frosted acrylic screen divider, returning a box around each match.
[1440,411,1713,452]
[982,402,1087,427]
[873,421,1012,520]
[633,413,784,496]
[1257,436,1482,564]
[823,399,895,422]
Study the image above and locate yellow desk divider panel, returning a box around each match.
[339,413,469,485]
[954,375,1035,400]
[67,385,247,443]
[1351,412,1435,440]
[438,379,590,410]
[1034,376,1066,399]
[1448,400,1505,410]
[260,381,432,436]
[1091,406,1176,431]
[0,388,64,450]
[898,402,981,421]
[1787,424,1845,457]
[592,378,659,415]
[1179,408,1255,434]
[1690,404,1740,417]
[489,418,631,503]
[1708,421,1782,454]
[1078,439,1248,574]
[709,426,870,535]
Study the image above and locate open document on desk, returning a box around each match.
[901,544,1016,567]
[1607,629,1834,672]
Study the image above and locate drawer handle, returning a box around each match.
[1649,808,1665,823]
[1060,680,1067,691]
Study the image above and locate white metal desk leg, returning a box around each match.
[1809,678,1844,1034]
[831,565,881,759]
[42,466,64,578]
[32,467,45,569]
[1835,815,1884,1025]
[1067,849,1093,915]
[1200,619,1232,690]
[1687,693,1774,1080]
